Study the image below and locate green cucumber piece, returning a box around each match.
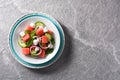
[45,33,52,41]
[18,38,27,48]
[35,21,45,27]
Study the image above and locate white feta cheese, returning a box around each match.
[38,26,43,29]
[36,38,39,42]
[35,47,39,51]
[43,27,48,32]
[19,31,25,37]
[30,23,35,28]
[49,44,54,49]
[36,37,41,42]
[33,39,39,45]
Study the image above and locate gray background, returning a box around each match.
[0,0,120,80]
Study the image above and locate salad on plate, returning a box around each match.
[18,21,55,58]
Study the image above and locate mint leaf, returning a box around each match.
[26,38,33,47]
[30,30,36,37]
[24,30,31,34]
[51,38,55,45]
[46,48,53,54]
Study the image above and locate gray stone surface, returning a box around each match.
[0,0,120,80]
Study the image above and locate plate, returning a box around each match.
[9,13,65,68]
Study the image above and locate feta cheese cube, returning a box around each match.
[19,31,25,37]
[33,39,39,45]
[38,26,43,29]
[50,45,53,48]
[30,23,35,28]
[37,37,41,42]
[35,47,39,51]
[49,44,54,49]
[36,38,39,42]
[43,27,48,32]
[36,38,40,42]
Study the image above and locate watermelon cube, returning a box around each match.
[22,34,30,42]
[25,25,34,32]
[36,28,44,36]
[39,49,45,58]
[48,30,53,35]
[42,36,48,43]
[22,48,30,55]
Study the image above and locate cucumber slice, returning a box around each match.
[18,38,27,48]
[35,21,45,27]
[45,33,52,41]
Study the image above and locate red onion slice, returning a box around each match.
[39,41,53,49]
[30,45,42,55]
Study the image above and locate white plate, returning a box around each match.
[9,13,65,68]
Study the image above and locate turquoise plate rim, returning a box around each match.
[9,13,65,68]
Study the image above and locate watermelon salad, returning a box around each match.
[18,21,55,58]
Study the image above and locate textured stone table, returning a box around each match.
[0,0,120,80]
